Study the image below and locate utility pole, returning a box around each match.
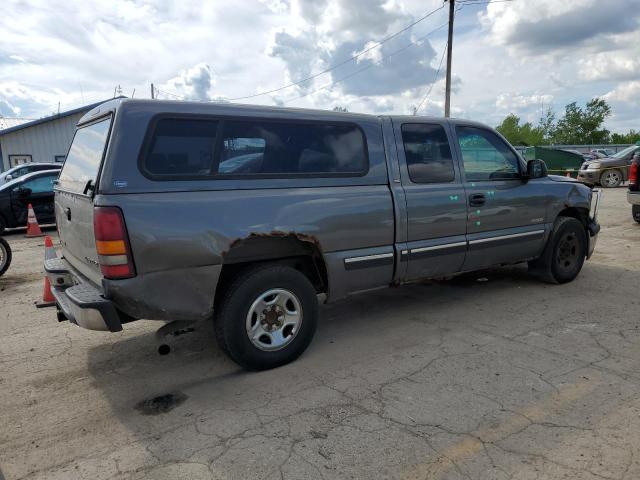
[444,0,455,118]
[151,83,155,99]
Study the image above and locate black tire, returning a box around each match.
[599,169,623,188]
[633,205,640,224]
[0,237,12,277]
[214,264,318,370]
[528,217,587,284]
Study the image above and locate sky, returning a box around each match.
[0,0,638,133]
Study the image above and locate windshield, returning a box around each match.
[612,145,638,159]
[58,116,111,194]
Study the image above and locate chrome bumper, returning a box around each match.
[627,191,640,206]
[44,257,123,332]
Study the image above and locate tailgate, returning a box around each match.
[55,115,113,286]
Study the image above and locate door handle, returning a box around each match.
[469,193,486,206]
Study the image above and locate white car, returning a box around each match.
[0,163,62,185]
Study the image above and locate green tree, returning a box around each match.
[496,114,545,146]
[538,107,556,144]
[552,98,611,144]
[611,129,640,144]
[332,106,348,112]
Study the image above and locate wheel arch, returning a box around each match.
[215,233,328,306]
[556,206,589,227]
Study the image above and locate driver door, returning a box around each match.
[10,174,57,225]
[453,124,549,270]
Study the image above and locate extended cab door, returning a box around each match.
[393,121,467,280]
[452,124,547,270]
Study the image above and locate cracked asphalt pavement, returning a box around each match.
[1,188,639,479]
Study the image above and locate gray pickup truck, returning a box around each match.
[46,98,600,370]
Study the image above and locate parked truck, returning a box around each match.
[45,99,601,370]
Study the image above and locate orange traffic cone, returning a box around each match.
[25,204,44,238]
[36,236,57,308]
[36,276,56,308]
[44,235,56,260]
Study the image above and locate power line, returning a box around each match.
[283,21,449,105]
[227,3,446,101]
[155,87,183,100]
[414,40,447,114]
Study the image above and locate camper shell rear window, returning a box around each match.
[139,116,369,180]
[58,116,112,194]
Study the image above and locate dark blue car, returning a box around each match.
[0,169,59,233]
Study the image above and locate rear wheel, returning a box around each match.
[214,264,318,370]
[528,217,587,284]
[600,169,623,188]
[0,237,12,277]
[633,205,640,224]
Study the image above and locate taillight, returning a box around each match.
[93,206,136,279]
[630,160,639,190]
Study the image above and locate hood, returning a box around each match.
[548,174,578,183]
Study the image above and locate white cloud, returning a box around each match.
[603,81,640,104]
[496,93,554,110]
[161,63,214,101]
[579,53,640,82]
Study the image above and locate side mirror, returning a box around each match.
[18,187,32,197]
[526,159,547,179]
[5,174,13,181]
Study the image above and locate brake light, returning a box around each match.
[630,160,639,190]
[93,206,136,279]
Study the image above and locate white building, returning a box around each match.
[0,100,111,172]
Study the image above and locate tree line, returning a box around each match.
[496,98,639,146]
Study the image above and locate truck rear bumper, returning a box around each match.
[45,257,124,332]
[627,191,640,206]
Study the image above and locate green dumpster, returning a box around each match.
[523,147,584,178]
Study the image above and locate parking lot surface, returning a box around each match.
[1,188,639,480]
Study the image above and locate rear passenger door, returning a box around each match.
[453,124,547,270]
[394,121,467,281]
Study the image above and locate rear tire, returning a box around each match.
[0,237,12,277]
[528,217,587,284]
[600,169,623,188]
[214,264,318,370]
[633,205,640,224]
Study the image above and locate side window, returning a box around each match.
[456,126,521,181]
[21,175,56,193]
[401,123,455,183]
[143,119,218,177]
[215,121,367,176]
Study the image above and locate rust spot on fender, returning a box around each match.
[224,230,322,256]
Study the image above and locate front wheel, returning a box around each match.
[600,169,623,188]
[0,237,12,277]
[528,217,587,284]
[214,264,318,370]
